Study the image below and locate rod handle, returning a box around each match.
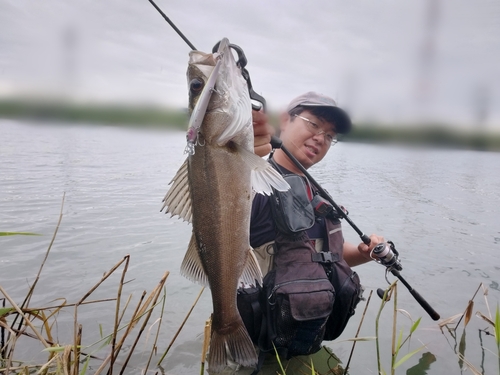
[409,288,441,321]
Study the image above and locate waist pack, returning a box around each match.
[237,286,262,344]
[260,232,334,359]
[323,257,362,340]
[237,238,362,360]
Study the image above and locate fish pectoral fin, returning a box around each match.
[239,248,263,286]
[180,233,209,287]
[236,145,290,195]
[161,158,193,223]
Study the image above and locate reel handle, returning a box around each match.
[270,135,282,149]
[361,234,371,245]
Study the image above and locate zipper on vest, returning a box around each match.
[268,278,329,305]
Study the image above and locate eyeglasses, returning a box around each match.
[294,115,338,146]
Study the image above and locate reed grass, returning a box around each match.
[343,289,373,374]
[157,287,205,367]
[0,194,176,375]
[3,194,499,375]
[495,304,500,373]
[0,257,170,375]
[438,282,499,375]
[4,263,498,375]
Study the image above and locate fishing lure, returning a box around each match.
[184,52,223,155]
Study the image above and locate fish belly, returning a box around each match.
[189,143,257,373]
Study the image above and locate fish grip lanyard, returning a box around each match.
[212,41,267,111]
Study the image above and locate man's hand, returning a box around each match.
[357,234,386,261]
[252,109,274,157]
[343,234,385,267]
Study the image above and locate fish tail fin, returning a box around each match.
[208,323,257,373]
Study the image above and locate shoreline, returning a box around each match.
[2,97,499,152]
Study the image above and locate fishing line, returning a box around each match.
[146,0,440,321]
[147,1,266,111]
[147,0,197,50]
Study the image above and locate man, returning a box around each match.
[251,92,382,274]
[239,92,383,374]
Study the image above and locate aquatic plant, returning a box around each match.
[0,195,170,375]
[438,283,499,375]
[0,258,169,375]
[2,195,498,375]
[496,305,500,373]
[374,282,425,375]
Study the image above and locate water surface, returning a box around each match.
[1,119,499,374]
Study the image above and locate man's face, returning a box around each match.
[279,109,336,169]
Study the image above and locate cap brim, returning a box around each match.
[297,104,351,134]
[328,106,352,134]
[286,91,353,134]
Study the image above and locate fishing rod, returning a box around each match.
[147,0,440,321]
[147,0,266,111]
[270,136,440,321]
[147,0,196,50]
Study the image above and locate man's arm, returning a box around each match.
[343,234,385,267]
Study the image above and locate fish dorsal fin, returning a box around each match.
[161,159,193,223]
[180,233,209,287]
[235,144,290,195]
[239,249,263,286]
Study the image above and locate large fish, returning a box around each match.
[162,38,289,373]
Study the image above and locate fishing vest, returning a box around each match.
[237,169,363,369]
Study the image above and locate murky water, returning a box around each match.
[1,119,499,374]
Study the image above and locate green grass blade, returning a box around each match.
[495,304,500,349]
[336,336,377,342]
[458,329,466,370]
[44,345,82,352]
[393,345,425,369]
[410,317,422,334]
[79,355,91,375]
[0,232,41,236]
[273,343,286,375]
[0,307,13,317]
[495,304,500,373]
[396,329,403,351]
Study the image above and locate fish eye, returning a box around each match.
[190,78,204,93]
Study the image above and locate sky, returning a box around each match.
[0,0,499,130]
